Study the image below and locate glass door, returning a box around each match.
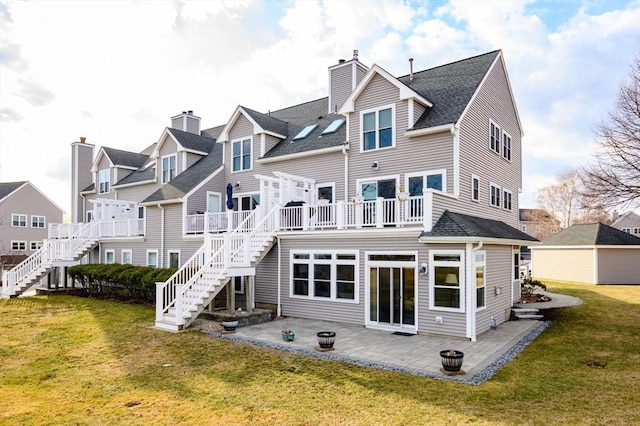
[369,266,415,329]
[360,179,396,225]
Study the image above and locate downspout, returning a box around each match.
[342,143,349,201]
[276,236,282,317]
[468,240,484,342]
[158,204,165,267]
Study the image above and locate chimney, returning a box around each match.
[409,58,414,81]
[328,49,368,114]
[79,136,86,143]
[171,110,201,134]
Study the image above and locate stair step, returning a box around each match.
[512,308,539,313]
[515,314,544,319]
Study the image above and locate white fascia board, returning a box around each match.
[404,123,455,138]
[89,147,114,173]
[149,128,172,158]
[182,148,209,156]
[217,106,267,143]
[139,198,182,207]
[263,130,287,139]
[338,64,433,114]
[419,236,541,245]
[256,145,345,164]
[531,245,640,250]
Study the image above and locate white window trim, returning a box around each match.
[489,120,501,155]
[489,182,501,208]
[502,130,512,161]
[99,169,110,194]
[475,250,486,311]
[289,250,359,304]
[30,241,43,250]
[231,137,253,173]
[11,240,27,251]
[405,169,447,194]
[11,213,27,227]
[146,249,159,268]
[503,189,513,211]
[316,182,336,202]
[161,154,177,184]
[360,103,396,153]
[429,249,465,313]
[471,174,480,202]
[31,215,46,228]
[168,250,181,268]
[121,249,133,265]
[104,249,115,264]
[633,227,640,235]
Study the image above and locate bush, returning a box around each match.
[68,264,177,304]
[521,277,547,297]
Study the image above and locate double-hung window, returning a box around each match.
[291,251,358,302]
[362,106,394,151]
[232,138,252,171]
[162,154,177,183]
[99,169,110,194]
[147,250,158,268]
[490,183,501,208]
[430,251,464,311]
[502,132,512,161]
[503,189,513,211]
[11,241,26,251]
[471,175,480,202]
[11,214,26,227]
[105,250,115,265]
[490,121,501,154]
[31,215,45,228]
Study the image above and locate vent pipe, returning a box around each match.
[353,49,359,61]
[409,58,414,81]
[79,136,86,143]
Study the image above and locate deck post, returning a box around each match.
[376,197,384,228]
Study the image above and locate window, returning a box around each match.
[11,241,26,251]
[502,132,512,161]
[168,251,180,268]
[147,250,158,268]
[291,251,358,302]
[11,214,26,227]
[30,241,42,250]
[362,106,394,151]
[99,169,110,194]
[471,175,480,201]
[475,251,486,309]
[407,170,446,195]
[490,121,501,154]
[232,194,259,211]
[232,138,252,171]
[122,249,132,265]
[293,124,318,140]
[430,251,463,311]
[490,183,501,207]
[322,119,345,135]
[162,154,177,183]
[634,228,640,235]
[522,224,527,233]
[234,276,245,294]
[105,250,115,264]
[503,189,513,211]
[513,249,520,281]
[621,227,631,233]
[31,215,45,228]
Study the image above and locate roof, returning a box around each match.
[519,208,555,222]
[241,106,289,137]
[541,223,640,246]
[421,210,539,242]
[103,147,149,169]
[398,50,501,130]
[0,181,27,201]
[611,211,640,227]
[167,128,215,153]
[142,142,223,203]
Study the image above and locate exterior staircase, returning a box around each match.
[511,307,544,320]
[155,205,279,332]
[1,221,99,299]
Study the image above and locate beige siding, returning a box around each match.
[532,248,595,283]
[185,152,205,169]
[116,184,160,203]
[597,248,640,285]
[71,142,95,222]
[263,134,281,157]
[330,63,353,113]
[186,169,224,214]
[476,245,514,333]
[457,56,521,228]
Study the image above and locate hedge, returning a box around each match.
[67,264,177,303]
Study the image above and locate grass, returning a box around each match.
[0,281,638,425]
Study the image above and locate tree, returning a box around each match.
[537,169,583,229]
[581,56,640,210]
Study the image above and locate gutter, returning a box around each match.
[276,236,281,317]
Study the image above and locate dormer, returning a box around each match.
[171,110,201,134]
[328,49,369,114]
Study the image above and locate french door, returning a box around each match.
[368,264,416,331]
[360,178,396,225]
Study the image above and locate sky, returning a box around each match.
[1,0,638,219]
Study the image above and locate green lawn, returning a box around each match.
[1,281,638,425]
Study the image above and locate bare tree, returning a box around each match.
[581,56,640,209]
[536,169,583,228]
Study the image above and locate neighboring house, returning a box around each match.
[531,223,640,285]
[611,211,640,236]
[0,181,64,259]
[518,208,559,267]
[5,50,538,341]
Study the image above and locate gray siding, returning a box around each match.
[476,245,514,333]
[330,63,353,113]
[71,142,94,223]
[597,248,640,285]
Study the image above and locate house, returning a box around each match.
[518,208,559,271]
[611,211,640,236]
[0,181,64,261]
[4,50,538,341]
[530,222,640,285]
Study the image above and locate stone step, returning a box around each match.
[515,314,544,320]
[512,307,539,313]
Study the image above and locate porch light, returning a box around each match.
[418,263,427,275]
[371,161,379,171]
[234,181,241,189]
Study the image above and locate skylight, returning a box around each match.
[321,119,345,135]
[293,124,318,140]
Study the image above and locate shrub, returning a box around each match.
[521,277,547,297]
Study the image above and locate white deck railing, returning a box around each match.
[184,211,252,234]
[49,219,144,239]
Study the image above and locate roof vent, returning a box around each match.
[353,49,358,60]
[409,58,414,81]
[338,59,345,64]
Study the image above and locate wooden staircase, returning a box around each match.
[2,222,99,298]
[154,206,279,332]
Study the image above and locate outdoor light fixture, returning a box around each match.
[371,161,379,171]
[234,181,241,189]
[418,263,428,275]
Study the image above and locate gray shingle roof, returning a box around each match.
[542,223,640,246]
[114,164,155,187]
[142,143,223,203]
[399,50,500,130]
[168,128,215,153]
[103,147,149,169]
[0,181,27,201]
[241,106,289,137]
[421,210,539,242]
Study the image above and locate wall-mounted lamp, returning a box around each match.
[494,286,502,296]
[234,181,241,189]
[371,161,379,171]
[418,263,427,275]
